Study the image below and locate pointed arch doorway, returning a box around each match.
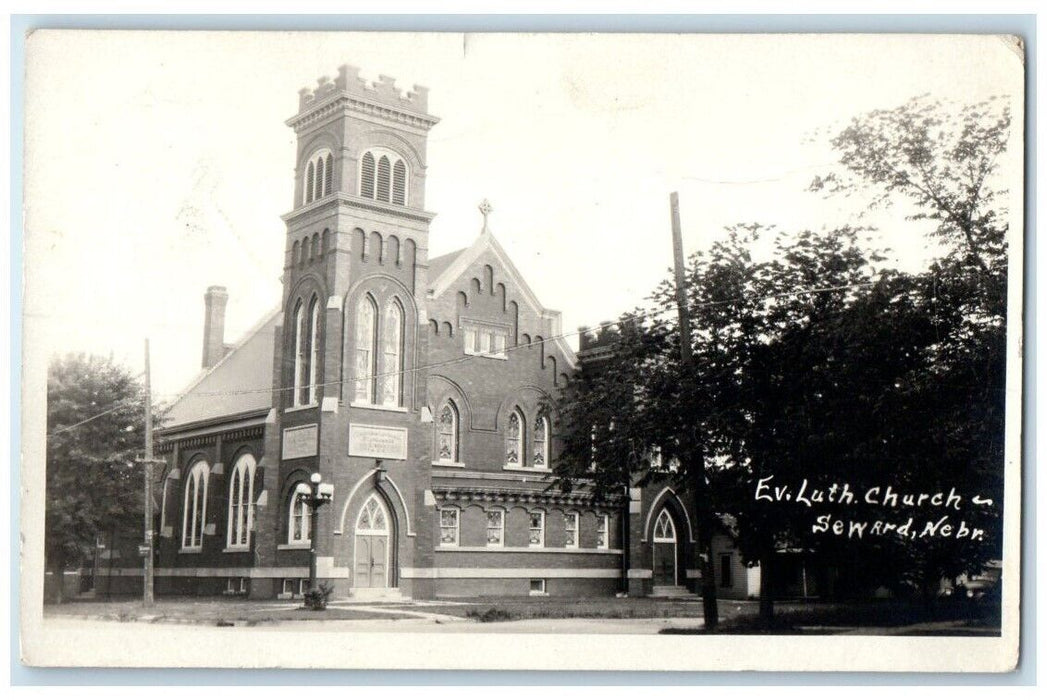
[652,508,678,586]
[354,494,391,588]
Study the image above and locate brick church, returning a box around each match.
[133,65,766,601]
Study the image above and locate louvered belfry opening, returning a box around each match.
[392,160,406,205]
[360,151,376,199]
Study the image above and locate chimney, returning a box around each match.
[202,285,229,369]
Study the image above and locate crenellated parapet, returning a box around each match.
[291,64,435,128]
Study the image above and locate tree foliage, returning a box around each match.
[554,95,1011,616]
[45,353,156,600]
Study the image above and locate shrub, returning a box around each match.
[303,583,334,611]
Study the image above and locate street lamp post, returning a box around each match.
[305,471,334,591]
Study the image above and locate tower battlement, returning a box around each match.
[296,64,431,116]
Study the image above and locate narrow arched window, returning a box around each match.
[307,295,320,405]
[293,299,314,406]
[505,408,524,466]
[392,160,406,205]
[305,162,315,205]
[376,155,391,202]
[532,415,549,469]
[226,454,256,548]
[379,299,404,406]
[314,158,324,201]
[360,152,375,199]
[437,400,460,463]
[354,295,377,403]
[182,460,209,549]
[288,483,312,544]
[324,154,333,196]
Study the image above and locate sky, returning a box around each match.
[22,32,1024,399]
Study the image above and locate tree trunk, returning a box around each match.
[759,552,775,622]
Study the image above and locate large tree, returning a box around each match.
[45,353,155,603]
[554,94,1011,624]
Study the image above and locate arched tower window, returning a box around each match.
[226,453,256,548]
[532,414,549,469]
[378,299,404,407]
[303,149,333,205]
[436,400,460,464]
[288,483,312,544]
[307,295,320,405]
[182,460,209,549]
[505,408,524,466]
[293,295,319,406]
[359,148,408,205]
[354,295,378,403]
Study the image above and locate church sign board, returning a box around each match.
[281,424,318,460]
[348,424,408,461]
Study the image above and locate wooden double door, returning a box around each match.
[354,495,391,588]
[652,508,679,586]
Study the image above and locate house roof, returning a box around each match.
[427,230,578,369]
[162,309,280,429]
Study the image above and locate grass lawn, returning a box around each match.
[412,595,719,622]
[43,597,412,624]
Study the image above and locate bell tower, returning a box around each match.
[256,65,441,599]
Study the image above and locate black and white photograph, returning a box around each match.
[19,30,1024,672]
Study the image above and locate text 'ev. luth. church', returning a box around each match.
[105,65,768,601]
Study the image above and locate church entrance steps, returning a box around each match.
[342,587,404,602]
[649,585,699,599]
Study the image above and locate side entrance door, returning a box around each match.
[652,508,678,586]
[353,495,391,588]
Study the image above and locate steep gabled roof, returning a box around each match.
[428,231,578,369]
[162,309,280,429]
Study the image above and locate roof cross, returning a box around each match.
[478,199,493,234]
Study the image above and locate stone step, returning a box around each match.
[650,585,699,599]
[345,587,405,602]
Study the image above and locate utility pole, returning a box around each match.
[141,338,155,606]
[669,192,718,629]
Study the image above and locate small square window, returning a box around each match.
[282,578,295,596]
[529,579,547,596]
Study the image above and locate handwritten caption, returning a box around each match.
[754,476,993,542]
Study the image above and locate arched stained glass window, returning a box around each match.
[354,295,377,403]
[437,400,459,463]
[289,483,312,544]
[378,299,403,407]
[356,495,389,534]
[505,408,524,466]
[226,454,256,548]
[532,415,549,468]
[293,300,307,406]
[182,460,209,549]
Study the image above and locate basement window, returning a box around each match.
[529,579,548,596]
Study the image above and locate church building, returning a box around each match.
[139,65,759,601]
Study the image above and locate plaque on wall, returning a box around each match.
[282,423,318,460]
[348,423,408,460]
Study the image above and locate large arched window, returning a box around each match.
[505,408,524,466]
[532,414,549,469]
[354,294,377,403]
[378,299,404,406]
[288,483,312,544]
[182,460,209,549]
[436,400,460,463]
[302,150,333,205]
[226,453,256,548]
[358,148,407,206]
[293,295,320,406]
[308,296,320,405]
